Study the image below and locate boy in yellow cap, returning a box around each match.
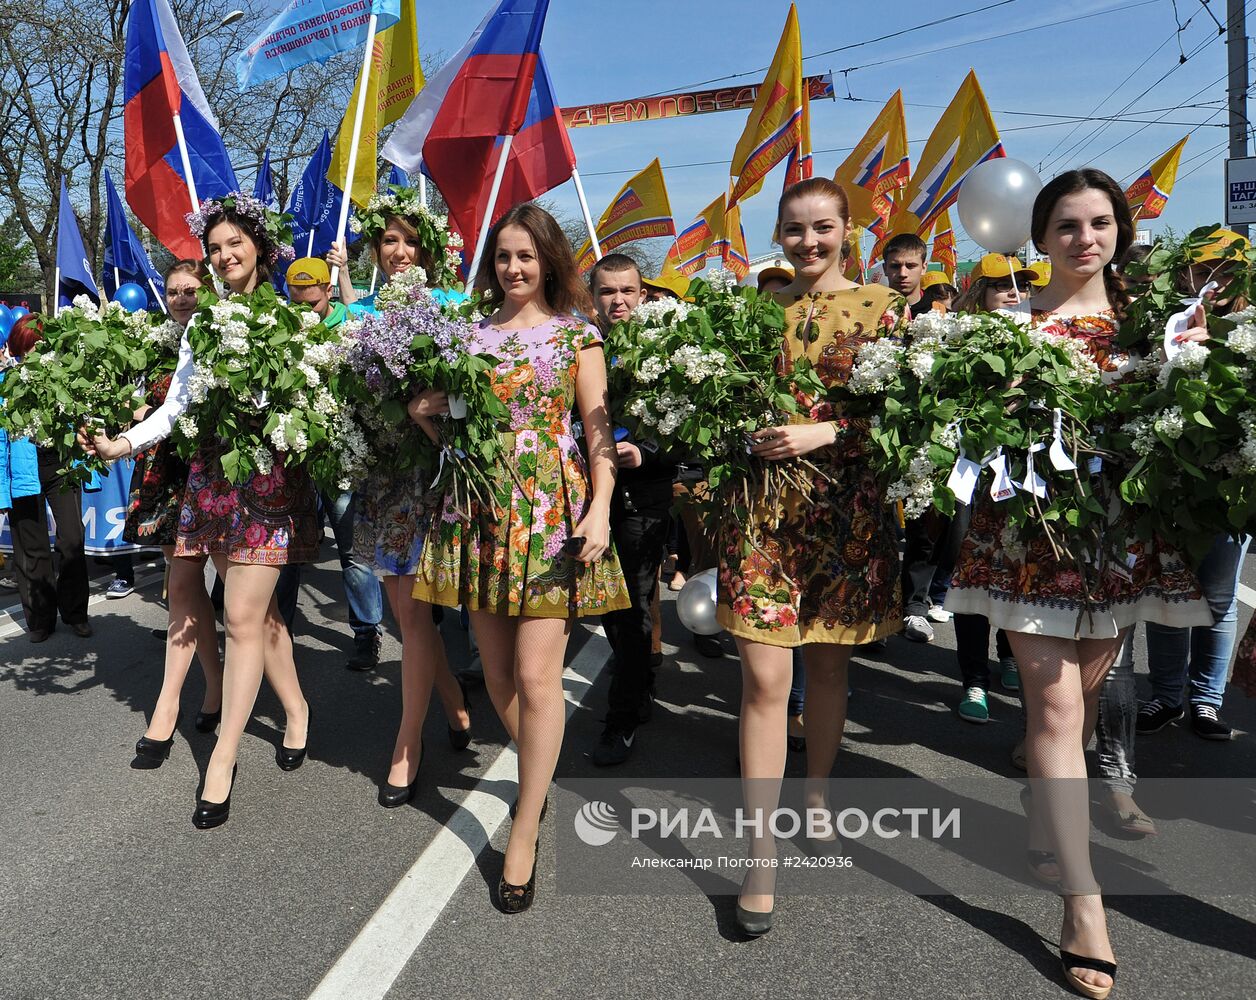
[286,257,353,328]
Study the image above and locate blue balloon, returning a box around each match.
[114,283,148,313]
[0,305,12,339]
[9,306,29,321]
[614,426,630,442]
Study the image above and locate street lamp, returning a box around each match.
[188,9,246,51]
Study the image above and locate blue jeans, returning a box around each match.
[277,491,383,638]
[789,649,805,717]
[1145,533,1250,709]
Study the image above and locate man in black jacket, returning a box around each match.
[588,254,679,765]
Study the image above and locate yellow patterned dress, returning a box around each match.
[412,315,630,618]
[716,285,908,647]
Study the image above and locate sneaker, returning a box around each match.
[902,615,934,643]
[999,657,1020,692]
[1136,697,1184,734]
[926,604,952,623]
[1189,702,1233,741]
[106,578,134,599]
[346,631,382,672]
[591,724,636,766]
[0,576,17,591]
[957,687,989,724]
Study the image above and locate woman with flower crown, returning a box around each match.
[327,186,473,807]
[92,194,315,829]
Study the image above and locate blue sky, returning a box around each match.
[415,0,1238,263]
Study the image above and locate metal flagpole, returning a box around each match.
[171,114,202,213]
[147,277,169,314]
[467,134,516,280]
[329,13,382,287]
[570,167,602,260]
[418,160,428,209]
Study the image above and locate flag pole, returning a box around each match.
[147,277,169,314]
[307,230,316,257]
[369,266,380,294]
[329,13,382,288]
[53,266,61,311]
[570,167,602,259]
[467,134,516,281]
[171,113,202,213]
[418,160,428,209]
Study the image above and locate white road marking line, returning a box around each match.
[0,569,164,640]
[1238,583,1256,610]
[307,630,612,1000]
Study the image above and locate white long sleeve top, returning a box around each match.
[124,328,194,456]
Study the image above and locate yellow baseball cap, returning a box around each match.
[756,264,795,289]
[286,257,331,287]
[920,270,953,291]
[1189,228,1251,263]
[1025,261,1052,286]
[643,269,693,301]
[971,253,1033,281]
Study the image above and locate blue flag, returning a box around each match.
[253,148,277,207]
[56,177,101,308]
[286,131,357,259]
[102,170,163,305]
[388,163,408,188]
[235,0,403,89]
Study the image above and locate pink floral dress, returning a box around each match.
[412,315,629,618]
[945,309,1209,639]
[716,284,908,647]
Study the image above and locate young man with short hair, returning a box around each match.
[882,233,928,310]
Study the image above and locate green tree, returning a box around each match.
[0,214,41,292]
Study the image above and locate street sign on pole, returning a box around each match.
[1226,156,1256,226]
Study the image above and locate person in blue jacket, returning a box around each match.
[1,315,91,641]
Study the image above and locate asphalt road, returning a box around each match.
[1,543,1254,1000]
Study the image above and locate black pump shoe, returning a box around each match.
[497,836,540,914]
[133,733,175,768]
[192,765,237,830]
[194,708,221,733]
[735,901,774,937]
[277,710,310,771]
[448,678,473,751]
[379,740,423,808]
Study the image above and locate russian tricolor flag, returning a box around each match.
[382,0,574,254]
[124,0,238,259]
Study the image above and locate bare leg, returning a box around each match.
[260,590,309,752]
[1008,630,1121,994]
[201,557,284,804]
[735,637,793,913]
[800,643,852,826]
[381,576,455,786]
[144,552,222,740]
[501,615,571,887]
[469,609,521,744]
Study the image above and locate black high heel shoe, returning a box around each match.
[192,764,237,830]
[194,708,221,733]
[496,835,540,914]
[735,900,774,937]
[448,678,472,751]
[132,713,180,769]
[277,708,310,771]
[379,739,424,808]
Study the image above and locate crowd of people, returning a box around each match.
[1,163,1251,999]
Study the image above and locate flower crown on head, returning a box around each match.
[350,184,464,285]
[186,192,296,265]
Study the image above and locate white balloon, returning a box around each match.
[675,567,722,636]
[956,158,1044,254]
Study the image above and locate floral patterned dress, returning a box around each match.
[412,315,630,618]
[173,445,319,565]
[716,285,908,647]
[945,308,1210,639]
[354,466,430,577]
[123,372,187,546]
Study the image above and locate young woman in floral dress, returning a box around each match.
[125,259,224,766]
[327,189,472,807]
[946,169,1211,999]
[412,203,629,912]
[93,195,314,829]
[718,177,907,936]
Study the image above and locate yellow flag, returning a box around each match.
[1125,136,1189,222]
[728,4,804,208]
[718,200,750,279]
[832,90,910,229]
[843,224,866,282]
[665,194,727,275]
[930,208,957,281]
[887,70,1004,239]
[577,159,676,274]
[328,0,423,207]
